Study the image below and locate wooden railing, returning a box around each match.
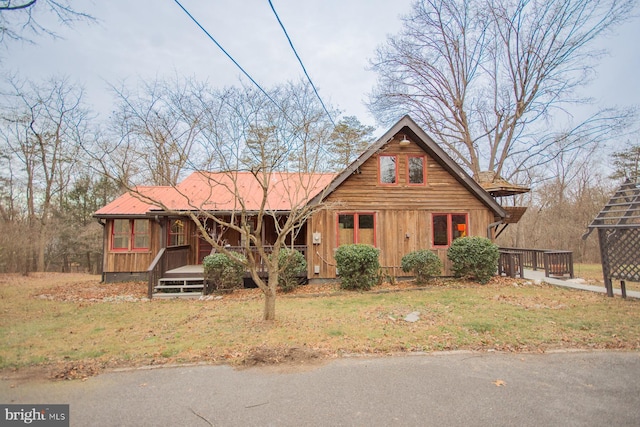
[499,247,574,278]
[499,247,546,270]
[498,250,524,278]
[543,251,574,279]
[147,245,190,298]
[165,245,189,270]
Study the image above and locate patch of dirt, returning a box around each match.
[220,277,467,301]
[1,360,106,384]
[33,280,148,302]
[25,274,527,303]
[492,293,571,309]
[49,360,105,380]
[239,345,328,371]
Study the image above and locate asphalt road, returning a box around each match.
[2,351,640,426]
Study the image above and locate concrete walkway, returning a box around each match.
[522,268,640,299]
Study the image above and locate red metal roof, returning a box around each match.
[94,171,336,216]
[93,186,182,216]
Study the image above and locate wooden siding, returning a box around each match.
[103,219,161,274]
[102,137,499,279]
[307,208,492,279]
[325,141,487,211]
[307,138,496,279]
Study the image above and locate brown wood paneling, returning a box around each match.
[325,140,486,211]
[103,219,160,273]
[308,139,497,280]
[308,207,492,279]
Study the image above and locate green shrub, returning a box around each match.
[203,252,246,294]
[334,244,380,291]
[401,250,442,284]
[274,248,307,293]
[447,236,499,284]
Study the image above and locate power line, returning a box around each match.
[171,0,334,163]
[267,0,336,128]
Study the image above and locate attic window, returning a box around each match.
[408,155,426,184]
[379,155,397,184]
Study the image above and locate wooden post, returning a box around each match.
[543,253,550,278]
[604,277,614,298]
[568,252,574,278]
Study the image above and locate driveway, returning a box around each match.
[2,351,640,426]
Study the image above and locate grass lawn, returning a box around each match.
[1,272,639,380]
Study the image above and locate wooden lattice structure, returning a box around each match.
[584,178,640,297]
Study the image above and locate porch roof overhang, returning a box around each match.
[147,209,295,216]
[92,213,152,219]
[93,171,335,218]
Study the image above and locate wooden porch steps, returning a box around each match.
[154,276,204,296]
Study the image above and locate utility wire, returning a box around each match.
[171,0,334,164]
[172,0,281,110]
[268,0,336,128]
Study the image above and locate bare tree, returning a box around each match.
[98,79,336,321]
[0,75,91,271]
[369,0,636,181]
[0,0,94,46]
[108,77,209,186]
[497,143,612,261]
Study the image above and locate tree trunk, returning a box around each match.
[37,228,46,272]
[86,251,92,274]
[263,286,276,321]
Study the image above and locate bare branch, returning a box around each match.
[369,0,636,180]
[92,78,338,320]
[0,0,95,46]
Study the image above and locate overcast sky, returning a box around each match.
[2,0,639,134]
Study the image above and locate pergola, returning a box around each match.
[583,178,640,298]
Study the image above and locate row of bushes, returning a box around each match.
[203,236,499,293]
[203,248,306,294]
[336,236,499,290]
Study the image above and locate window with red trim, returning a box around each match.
[132,219,150,249]
[432,213,468,247]
[112,219,130,250]
[379,155,397,184]
[408,155,426,184]
[338,213,375,246]
[110,219,150,251]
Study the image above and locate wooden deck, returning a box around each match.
[499,247,574,278]
[150,245,308,298]
[164,264,204,278]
